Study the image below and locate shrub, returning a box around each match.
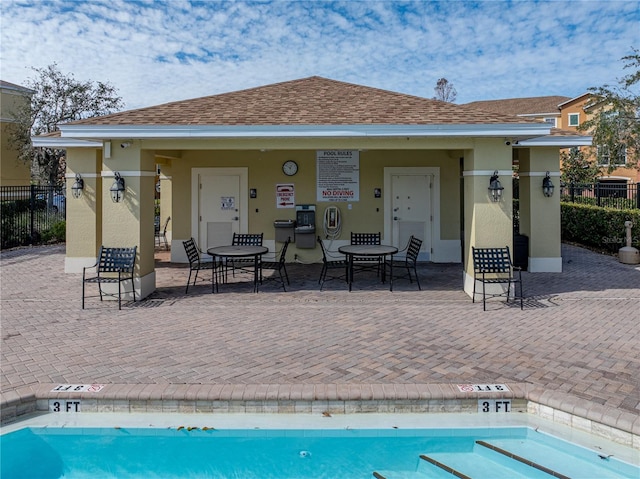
[561,203,640,253]
[41,221,66,243]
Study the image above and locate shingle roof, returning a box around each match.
[464,96,571,116]
[69,76,538,127]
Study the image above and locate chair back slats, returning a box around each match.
[232,233,263,246]
[472,247,513,274]
[278,237,290,265]
[406,236,422,262]
[183,238,201,266]
[351,232,381,245]
[97,246,137,274]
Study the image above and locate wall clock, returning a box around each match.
[282,160,298,176]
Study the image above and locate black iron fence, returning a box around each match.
[1,185,66,249]
[560,182,639,209]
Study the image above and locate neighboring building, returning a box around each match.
[34,76,590,300]
[0,80,33,186]
[558,94,639,184]
[466,94,639,184]
[465,96,570,129]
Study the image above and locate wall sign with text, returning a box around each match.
[316,150,359,202]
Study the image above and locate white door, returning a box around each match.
[391,174,431,259]
[198,174,241,250]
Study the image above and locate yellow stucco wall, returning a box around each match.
[170,148,462,245]
[0,88,31,186]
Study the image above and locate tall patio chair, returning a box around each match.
[350,232,382,276]
[82,246,137,310]
[226,232,264,279]
[472,246,524,310]
[318,236,347,290]
[390,235,423,290]
[260,237,291,291]
[155,216,171,250]
[183,237,220,293]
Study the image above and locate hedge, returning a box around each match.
[561,202,640,254]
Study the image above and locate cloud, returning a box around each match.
[1,0,638,109]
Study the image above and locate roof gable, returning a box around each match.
[68,76,537,127]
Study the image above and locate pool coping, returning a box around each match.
[2,382,638,451]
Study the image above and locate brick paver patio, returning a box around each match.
[1,243,638,433]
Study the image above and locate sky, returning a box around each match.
[1,0,639,111]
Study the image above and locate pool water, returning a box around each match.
[1,426,637,479]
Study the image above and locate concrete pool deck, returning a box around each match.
[1,243,639,449]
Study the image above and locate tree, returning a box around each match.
[578,48,640,172]
[560,147,601,184]
[432,77,457,103]
[8,64,124,186]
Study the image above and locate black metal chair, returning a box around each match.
[183,237,220,293]
[260,237,291,291]
[82,246,137,310]
[350,232,382,275]
[155,216,171,250]
[472,246,524,310]
[391,235,423,290]
[226,232,264,279]
[318,236,347,290]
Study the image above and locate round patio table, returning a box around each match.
[207,245,268,293]
[338,244,398,291]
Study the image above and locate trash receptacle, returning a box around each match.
[274,219,295,243]
[513,234,528,271]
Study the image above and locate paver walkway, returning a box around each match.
[1,243,639,421]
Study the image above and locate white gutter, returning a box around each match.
[517,135,592,147]
[58,123,551,139]
[31,136,103,148]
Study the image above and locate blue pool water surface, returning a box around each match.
[1,426,638,479]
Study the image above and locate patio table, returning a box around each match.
[207,245,268,293]
[338,244,398,291]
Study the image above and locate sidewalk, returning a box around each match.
[1,243,639,440]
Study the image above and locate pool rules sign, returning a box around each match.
[316,150,359,202]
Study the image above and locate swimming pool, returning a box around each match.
[2,423,638,478]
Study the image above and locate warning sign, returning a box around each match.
[276,184,295,208]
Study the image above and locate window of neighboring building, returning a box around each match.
[544,117,557,127]
[568,113,580,126]
[597,145,627,166]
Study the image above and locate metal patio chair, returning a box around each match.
[390,235,423,290]
[155,216,171,250]
[472,246,524,310]
[183,237,220,293]
[226,232,264,279]
[82,246,137,310]
[318,236,347,290]
[260,237,291,291]
[350,232,382,276]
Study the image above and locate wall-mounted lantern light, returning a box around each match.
[110,172,125,203]
[71,173,84,199]
[542,171,555,197]
[488,170,504,202]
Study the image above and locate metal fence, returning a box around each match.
[1,185,66,249]
[560,182,639,209]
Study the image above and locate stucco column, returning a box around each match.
[518,147,562,272]
[64,148,102,273]
[102,143,157,300]
[463,139,514,297]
